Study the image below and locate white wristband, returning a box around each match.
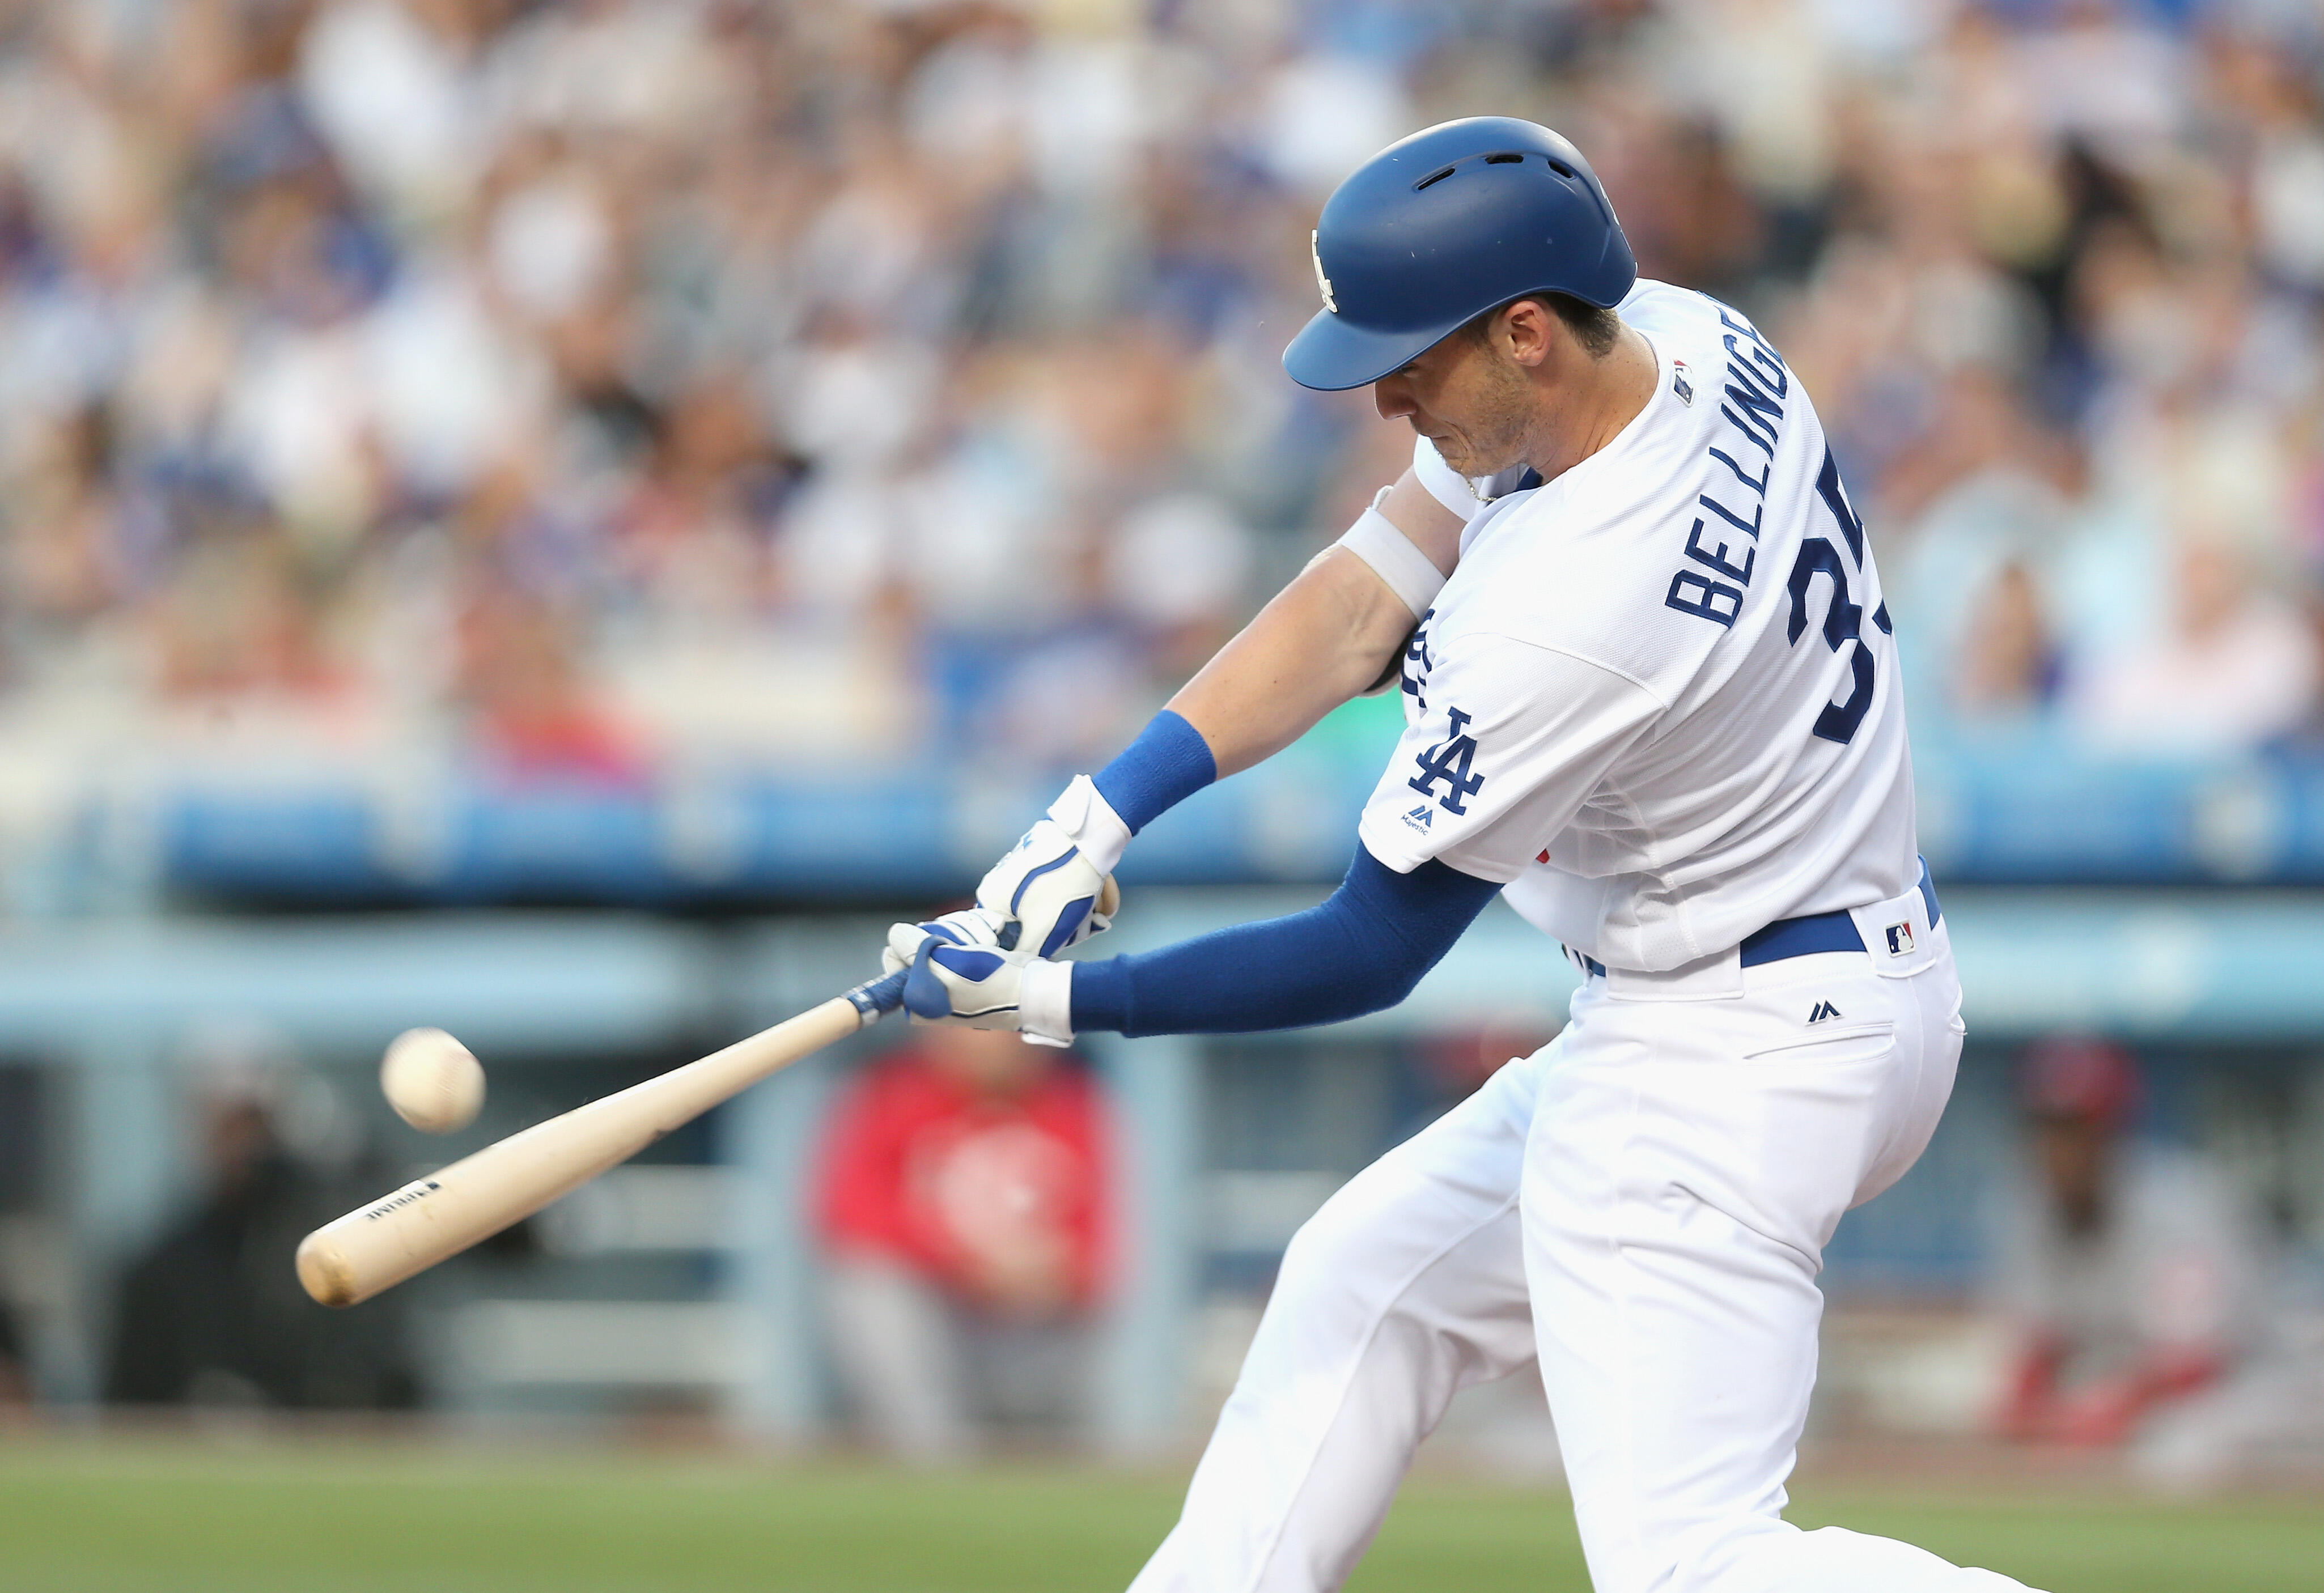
[1019,957,1075,1047]
[1337,491,1448,619]
[1046,774,1133,874]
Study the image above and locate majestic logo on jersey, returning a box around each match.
[1409,707,1485,815]
[1402,804,1434,834]
[1311,231,1337,314]
[1806,1001,1842,1023]
[1885,922,1914,956]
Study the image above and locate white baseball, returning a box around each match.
[380,1027,485,1133]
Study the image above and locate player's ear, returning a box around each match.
[1500,298,1557,368]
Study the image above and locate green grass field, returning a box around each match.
[0,1435,2316,1592]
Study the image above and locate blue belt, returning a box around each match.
[1576,859,1939,979]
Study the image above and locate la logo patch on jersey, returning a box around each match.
[1409,707,1485,815]
[1885,921,1915,956]
[1671,358,1695,406]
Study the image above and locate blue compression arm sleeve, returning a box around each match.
[1070,847,1503,1037]
[1092,710,1217,834]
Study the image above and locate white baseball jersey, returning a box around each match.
[1358,280,1918,972]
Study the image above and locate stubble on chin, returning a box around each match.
[1424,430,1476,475]
[1430,424,1523,480]
[1429,364,1533,478]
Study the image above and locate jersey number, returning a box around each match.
[1784,448,1890,746]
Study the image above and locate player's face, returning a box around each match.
[2034,1114,2112,1233]
[1372,328,1536,478]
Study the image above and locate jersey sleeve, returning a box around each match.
[1411,436,1485,522]
[1359,633,1665,884]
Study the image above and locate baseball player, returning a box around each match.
[885,118,2039,1592]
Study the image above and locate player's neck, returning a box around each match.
[1517,323,1659,485]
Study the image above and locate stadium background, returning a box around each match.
[0,0,2321,1587]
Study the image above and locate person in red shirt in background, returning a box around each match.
[1991,1038,2261,1454]
[813,1023,1114,1460]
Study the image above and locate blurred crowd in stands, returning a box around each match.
[0,0,2321,804]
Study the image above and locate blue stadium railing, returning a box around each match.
[156,743,2324,903]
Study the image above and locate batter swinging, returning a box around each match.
[884,118,2041,1593]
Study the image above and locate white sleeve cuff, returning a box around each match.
[1338,495,1448,619]
[1046,774,1133,874]
[1018,957,1074,1047]
[1412,435,1483,522]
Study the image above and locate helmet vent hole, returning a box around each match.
[1414,164,1458,191]
[1484,151,1525,164]
[1544,158,1577,180]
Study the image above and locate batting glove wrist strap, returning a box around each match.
[1046,774,1133,874]
[1017,957,1074,1048]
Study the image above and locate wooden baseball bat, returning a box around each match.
[297,969,909,1308]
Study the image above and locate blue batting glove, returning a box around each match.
[881,910,1075,1044]
[973,777,1126,958]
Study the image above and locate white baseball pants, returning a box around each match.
[1129,916,2043,1593]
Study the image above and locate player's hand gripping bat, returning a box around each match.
[295,970,909,1308]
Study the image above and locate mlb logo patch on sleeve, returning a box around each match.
[1885,921,1914,956]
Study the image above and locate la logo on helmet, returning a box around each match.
[1311,231,1337,314]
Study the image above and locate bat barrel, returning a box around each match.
[297,1109,643,1307]
[296,1227,364,1309]
[299,978,906,1308]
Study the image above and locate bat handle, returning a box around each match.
[843,968,911,1026]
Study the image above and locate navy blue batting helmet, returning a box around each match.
[1283,118,1635,393]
